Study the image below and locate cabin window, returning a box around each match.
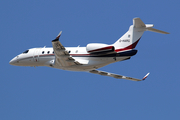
[47,51,50,54]
[53,51,54,54]
[23,50,29,54]
[42,51,44,54]
[69,51,71,53]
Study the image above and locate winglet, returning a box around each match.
[52,31,62,42]
[142,72,150,80]
[56,31,62,39]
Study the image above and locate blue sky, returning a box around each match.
[1,0,180,119]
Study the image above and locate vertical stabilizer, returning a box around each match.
[113,18,145,52]
[113,18,169,52]
[133,18,146,28]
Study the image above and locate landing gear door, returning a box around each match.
[33,48,41,62]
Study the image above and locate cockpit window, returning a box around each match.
[23,50,29,54]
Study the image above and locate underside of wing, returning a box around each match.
[52,31,82,67]
[89,69,149,81]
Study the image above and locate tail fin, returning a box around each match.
[133,18,169,34]
[113,18,169,52]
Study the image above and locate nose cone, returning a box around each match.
[9,56,18,65]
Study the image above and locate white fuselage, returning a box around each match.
[9,18,168,81]
[9,47,134,71]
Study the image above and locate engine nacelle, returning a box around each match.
[86,43,115,54]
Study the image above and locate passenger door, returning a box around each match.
[33,48,41,62]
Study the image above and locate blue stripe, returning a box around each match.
[72,49,138,57]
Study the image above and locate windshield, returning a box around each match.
[23,50,29,54]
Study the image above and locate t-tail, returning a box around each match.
[113,18,169,53]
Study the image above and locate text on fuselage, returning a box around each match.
[119,39,130,42]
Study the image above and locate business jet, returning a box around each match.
[9,18,169,81]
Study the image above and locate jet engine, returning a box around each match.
[86,43,115,54]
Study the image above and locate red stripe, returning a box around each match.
[115,38,140,52]
[70,54,90,56]
[88,46,114,53]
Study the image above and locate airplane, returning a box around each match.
[9,18,169,81]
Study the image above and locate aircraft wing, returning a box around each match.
[89,69,150,81]
[52,31,82,67]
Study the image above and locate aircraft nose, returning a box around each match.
[9,56,18,65]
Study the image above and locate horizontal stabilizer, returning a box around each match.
[133,18,170,34]
[146,27,169,34]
